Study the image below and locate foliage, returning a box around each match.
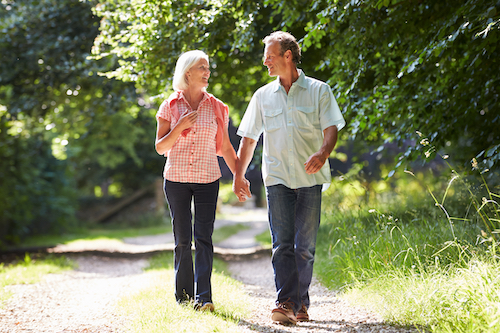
[0,122,78,245]
[91,0,500,172]
[90,0,277,118]
[0,0,164,244]
[2,0,499,245]
[315,165,500,331]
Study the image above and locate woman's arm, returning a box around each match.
[155,111,198,155]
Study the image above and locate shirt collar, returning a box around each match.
[295,69,307,89]
[272,68,306,93]
[178,91,210,103]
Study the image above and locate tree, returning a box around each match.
[298,0,499,173]
[0,0,101,243]
[91,0,500,173]
[0,0,163,245]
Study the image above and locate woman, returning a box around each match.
[155,50,248,311]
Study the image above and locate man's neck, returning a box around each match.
[279,67,299,94]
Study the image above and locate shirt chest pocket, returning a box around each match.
[295,106,319,129]
[263,108,283,132]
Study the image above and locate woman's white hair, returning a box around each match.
[172,50,209,91]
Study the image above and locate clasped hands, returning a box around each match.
[232,175,252,202]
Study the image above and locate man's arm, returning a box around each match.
[304,125,338,175]
[233,137,257,202]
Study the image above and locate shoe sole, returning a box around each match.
[271,311,297,325]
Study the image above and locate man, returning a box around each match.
[233,31,346,325]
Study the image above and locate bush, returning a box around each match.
[0,121,77,247]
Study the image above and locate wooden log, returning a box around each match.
[95,184,154,223]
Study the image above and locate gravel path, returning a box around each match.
[228,255,415,333]
[0,256,151,332]
[0,206,416,333]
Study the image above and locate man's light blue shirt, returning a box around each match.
[237,69,346,189]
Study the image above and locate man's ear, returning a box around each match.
[284,49,293,62]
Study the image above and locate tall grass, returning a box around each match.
[315,165,500,332]
[344,258,500,332]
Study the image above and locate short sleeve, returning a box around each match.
[237,92,264,141]
[319,85,345,132]
[222,103,230,127]
[156,99,172,122]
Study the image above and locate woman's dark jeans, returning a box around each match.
[164,179,219,304]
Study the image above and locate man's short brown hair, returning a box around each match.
[263,31,301,65]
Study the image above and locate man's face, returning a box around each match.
[263,41,286,77]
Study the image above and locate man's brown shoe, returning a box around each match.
[297,304,309,321]
[271,302,297,325]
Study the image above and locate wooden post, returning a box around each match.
[155,177,166,214]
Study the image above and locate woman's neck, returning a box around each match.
[183,88,205,110]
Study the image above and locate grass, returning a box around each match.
[18,204,253,248]
[314,165,500,332]
[0,253,74,306]
[118,252,251,333]
[213,223,250,243]
[255,230,272,247]
[343,258,500,332]
[17,212,172,248]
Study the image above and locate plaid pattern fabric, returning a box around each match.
[157,92,228,183]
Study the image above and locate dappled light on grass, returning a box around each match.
[0,254,74,305]
[315,167,500,331]
[19,225,172,248]
[118,263,250,333]
[342,259,500,332]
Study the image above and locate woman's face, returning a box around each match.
[187,58,210,89]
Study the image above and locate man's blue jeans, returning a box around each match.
[164,179,219,304]
[266,184,322,313]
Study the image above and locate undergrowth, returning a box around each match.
[315,158,500,332]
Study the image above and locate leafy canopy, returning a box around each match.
[91,0,500,172]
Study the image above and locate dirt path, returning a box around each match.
[0,256,150,332]
[0,206,416,333]
[228,256,415,333]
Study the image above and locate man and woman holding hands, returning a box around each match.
[155,31,345,324]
